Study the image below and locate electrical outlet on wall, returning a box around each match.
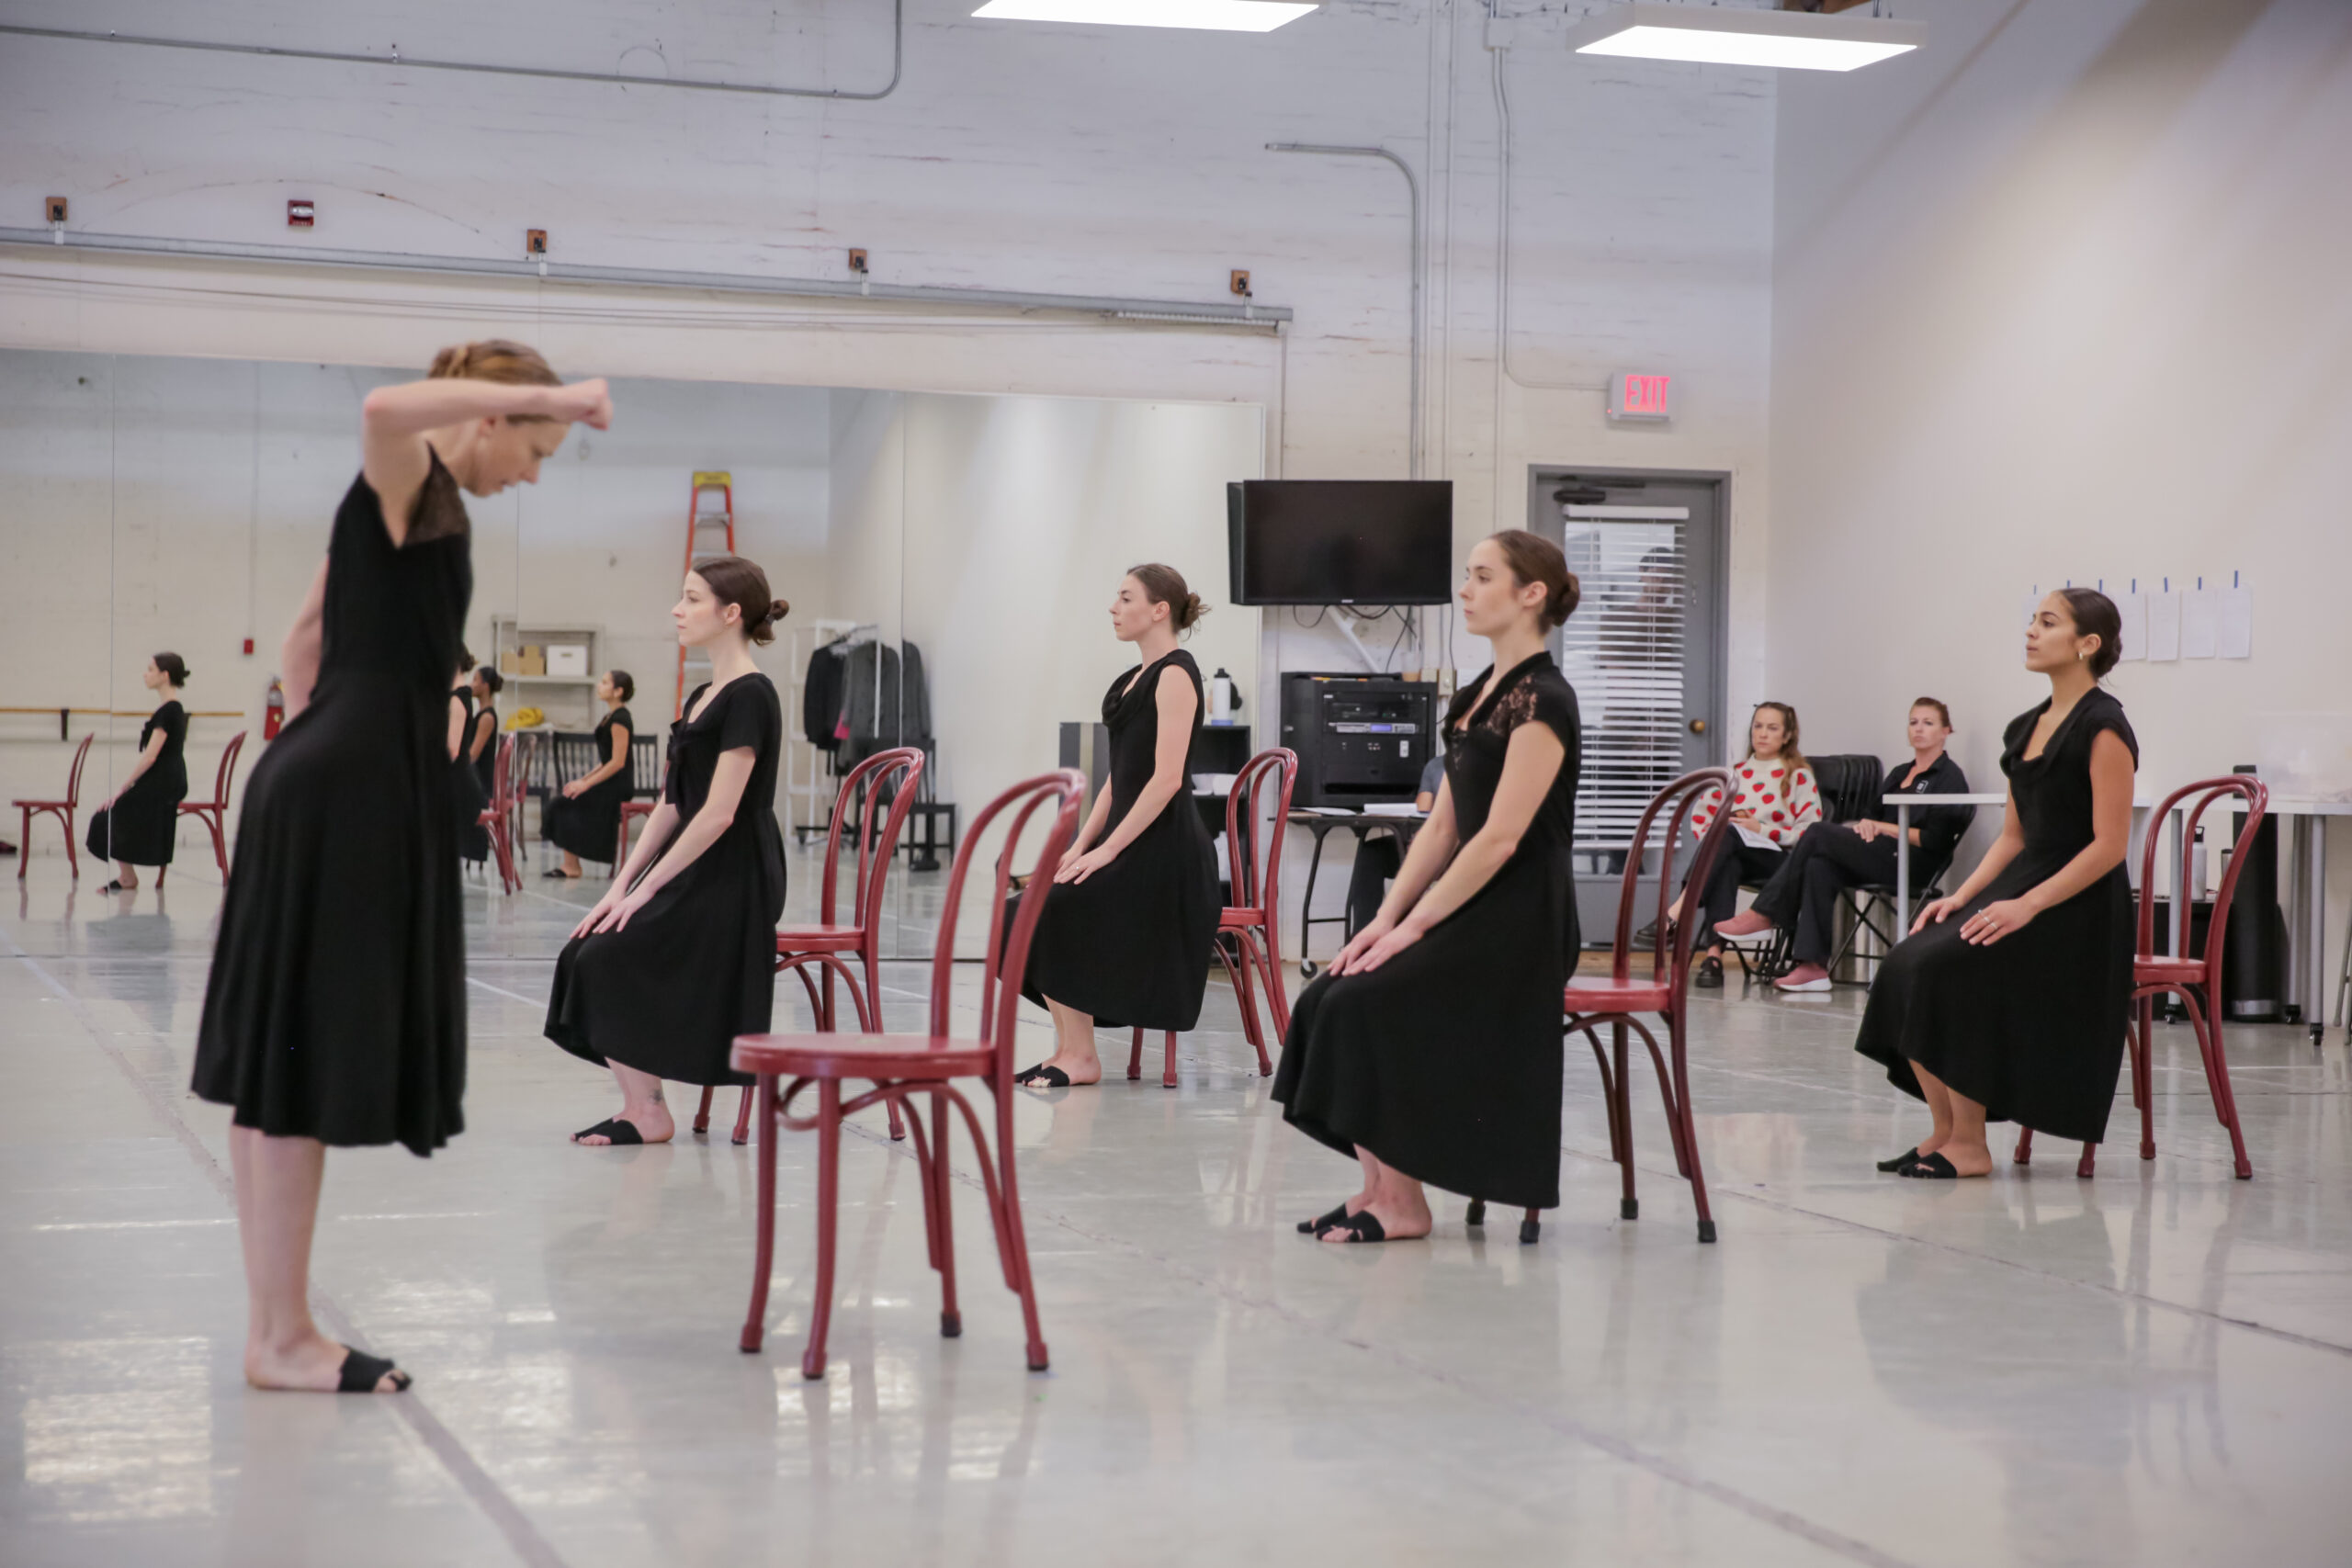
[848,249,869,275]
[1229,269,1251,298]
[46,197,68,224]
[526,229,548,256]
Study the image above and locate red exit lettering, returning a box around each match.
[1609,371,1673,421]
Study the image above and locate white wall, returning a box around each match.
[1770,0,2352,960]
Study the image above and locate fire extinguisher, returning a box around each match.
[263,677,286,740]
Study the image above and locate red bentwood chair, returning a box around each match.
[475,735,522,894]
[2015,774,2266,1180]
[14,733,95,880]
[732,768,1086,1379]
[695,747,926,1145]
[1466,768,1736,1245]
[1126,747,1298,1087]
[171,729,246,885]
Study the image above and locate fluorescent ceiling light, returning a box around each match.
[972,0,1317,32]
[1562,4,1923,72]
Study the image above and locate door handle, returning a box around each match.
[1689,718,1707,736]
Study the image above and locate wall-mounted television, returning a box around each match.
[1227,479,1453,606]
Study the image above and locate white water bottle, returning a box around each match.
[1209,668,1241,724]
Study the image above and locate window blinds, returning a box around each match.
[1558,511,1690,854]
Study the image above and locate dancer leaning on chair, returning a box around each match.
[88,652,191,892]
[450,654,492,865]
[190,339,608,1393]
[1274,531,1582,1245]
[543,670,635,879]
[1011,563,1220,1089]
[1856,588,2137,1179]
[545,558,788,1145]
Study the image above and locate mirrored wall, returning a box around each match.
[0,348,1262,960]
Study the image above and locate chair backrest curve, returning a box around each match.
[2135,775,2267,975]
[65,734,94,807]
[1603,767,1736,991]
[1225,748,1299,921]
[925,771,1085,1052]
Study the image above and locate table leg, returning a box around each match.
[1297,825,1330,972]
[1894,803,1911,921]
[2303,815,2326,1044]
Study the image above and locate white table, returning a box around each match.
[2230,796,2352,1044]
[1887,792,2010,918]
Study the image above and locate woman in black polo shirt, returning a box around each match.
[1714,698,1973,992]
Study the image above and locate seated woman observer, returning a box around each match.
[1677,703,1820,988]
[1274,530,1581,1245]
[1855,588,2136,1180]
[542,671,636,878]
[1713,698,1974,992]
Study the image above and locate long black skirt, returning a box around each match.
[1016,812,1218,1032]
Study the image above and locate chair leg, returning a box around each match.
[2134,998,2156,1161]
[740,1072,779,1352]
[2188,994,2254,1179]
[801,1077,843,1381]
[1465,1198,1487,1226]
[62,809,76,880]
[2014,1127,2033,1165]
[1613,1023,1637,1221]
[732,1086,755,1145]
[1162,1031,1179,1089]
[988,1100,1049,1372]
[930,1089,961,1337]
[1127,1028,1144,1081]
[694,1086,714,1136]
[2077,1140,2098,1179]
[1668,1010,1716,1243]
[16,808,28,877]
[1225,941,1270,1077]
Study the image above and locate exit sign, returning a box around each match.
[1608,371,1672,422]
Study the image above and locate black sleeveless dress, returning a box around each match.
[451,686,490,863]
[543,705,635,864]
[470,701,499,800]
[1855,689,2138,1143]
[1273,652,1583,1209]
[191,455,472,1156]
[1018,649,1221,1032]
[87,699,188,867]
[545,677,786,1088]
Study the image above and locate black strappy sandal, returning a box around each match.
[543,866,577,879]
[336,1347,412,1393]
[1297,1203,1351,1235]
[571,1117,644,1145]
[1877,1147,1924,1173]
[100,880,133,893]
[1320,1210,1391,1244]
[1013,1064,1070,1089]
[1902,1152,1962,1179]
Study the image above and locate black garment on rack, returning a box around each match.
[802,639,850,750]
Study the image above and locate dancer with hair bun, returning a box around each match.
[90,652,192,892]
[1275,531,1583,1244]
[1856,587,2138,1179]
[192,339,609,1393]
[542,669,636,879]
[1012,563,1221,1089]
[546,556,789,1145]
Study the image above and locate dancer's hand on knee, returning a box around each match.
[587,887,652,934]
[1329,915,1394,976]
[572,892,623,939]
[1346,919,1423,976]
[1959,897,2035,946]
[1912,894,1965,935]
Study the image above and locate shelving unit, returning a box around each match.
[488,616,604,730]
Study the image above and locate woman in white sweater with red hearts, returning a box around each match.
[1683,702,1820,987]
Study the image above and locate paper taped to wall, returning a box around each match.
[2116,591,2146,661]
[2145,590,2182,661]
[2182,586,2218,659]
[2219,584,2252,659]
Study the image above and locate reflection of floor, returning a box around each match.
[6,851,2352,1568]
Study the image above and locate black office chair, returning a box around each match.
[1826,795,1978,984]
[1727,752,1882,986]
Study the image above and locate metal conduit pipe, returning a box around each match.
[1264,142,1423,480]
[0,228,1291,328]
[0,6,906,100]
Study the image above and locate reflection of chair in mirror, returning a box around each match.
[1464,768,1735,1244]
[1129,746,1297,1085]
[505,730,537,866]
[614,739,664,873]
[475,735,522,894]
[167,729,245,886]
[732,767,1083,1379]
[694,746,926,1145]
[14,733,95,880]
[2016,775,2265,1180]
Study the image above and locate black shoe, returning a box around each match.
[1876,1147,1923,1173]
[1691,955,1724,989]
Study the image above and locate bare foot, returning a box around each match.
[573,1103,675,1145]
[246,1331,407,1393]
[1320,1195,1433,1243]
[1016,1056,1102,1088]
[1936,1142,1995,1178]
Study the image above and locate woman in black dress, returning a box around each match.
[191,340,608,1394]
[88,652,192,892]
[1011,563,1220,1089]
[1274,531,1581,1244]
[546,558,788,1145]
[542,670,636,878]
[467,664,503,801]
[1856,588,2137,1179]
[449,656,491,865]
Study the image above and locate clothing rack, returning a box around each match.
[783,619,879,836]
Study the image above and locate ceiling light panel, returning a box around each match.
[1562,4,1924,72]
[973,0,1318,32]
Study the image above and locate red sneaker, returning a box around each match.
[1775,963,1832,993]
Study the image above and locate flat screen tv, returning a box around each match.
[1227,479,1453,606]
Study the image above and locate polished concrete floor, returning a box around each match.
[6,844,2352,1567]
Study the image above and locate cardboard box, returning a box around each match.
[498,649,522,674]
[546,643,588,677]
[518,644,546,676]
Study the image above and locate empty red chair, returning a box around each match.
[732,767,1085,1379]
[1466,767,1736,1245]
[2016,775,2266,1180]
[475,735,522,894]
[695,746,926,1145]
[165,729,246,886]
[14,733,95,880]
[1127,747,1298,1086]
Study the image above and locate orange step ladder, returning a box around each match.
[676,471,736,716]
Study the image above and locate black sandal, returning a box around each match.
[100,880,132,893]
[1013,1064,1070,1089]
[1902,1152,1962,1179]
[1876,1147,1924,1173]
[543,867,577,879]
[1297,1203,1351,1235]
[1320,1210,1392,1244]
[571,1117,644,1145]
[335,1347,412,1393]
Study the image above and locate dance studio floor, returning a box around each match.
[6,848,2352,1567]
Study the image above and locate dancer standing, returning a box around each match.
[1011,564,1220,1089]
[542,670,636,879]
[1274,532,1582,1243]
[545,561,787,1145]
[467,664,503,801]
[1856,589,2136,1179]
[450,657,491,865]
[89,652,192,891]
[191,340,607,1392]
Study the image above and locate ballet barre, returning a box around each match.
[1,706,243,739]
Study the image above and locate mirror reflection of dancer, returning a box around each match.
[1274,532,1582,1244]
[1012,565,1220,1089]
[1856,589,2137,1179]
[450,653,491,865]
[89,652,191,892]
[542,670,636,879]
[191,340,608,1393]
[466,664,503,801]
[545,558,789,1146]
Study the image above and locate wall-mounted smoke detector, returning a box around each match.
[287,199,315,228]
[972,1,1317,33]
[1563,3,1923,71]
